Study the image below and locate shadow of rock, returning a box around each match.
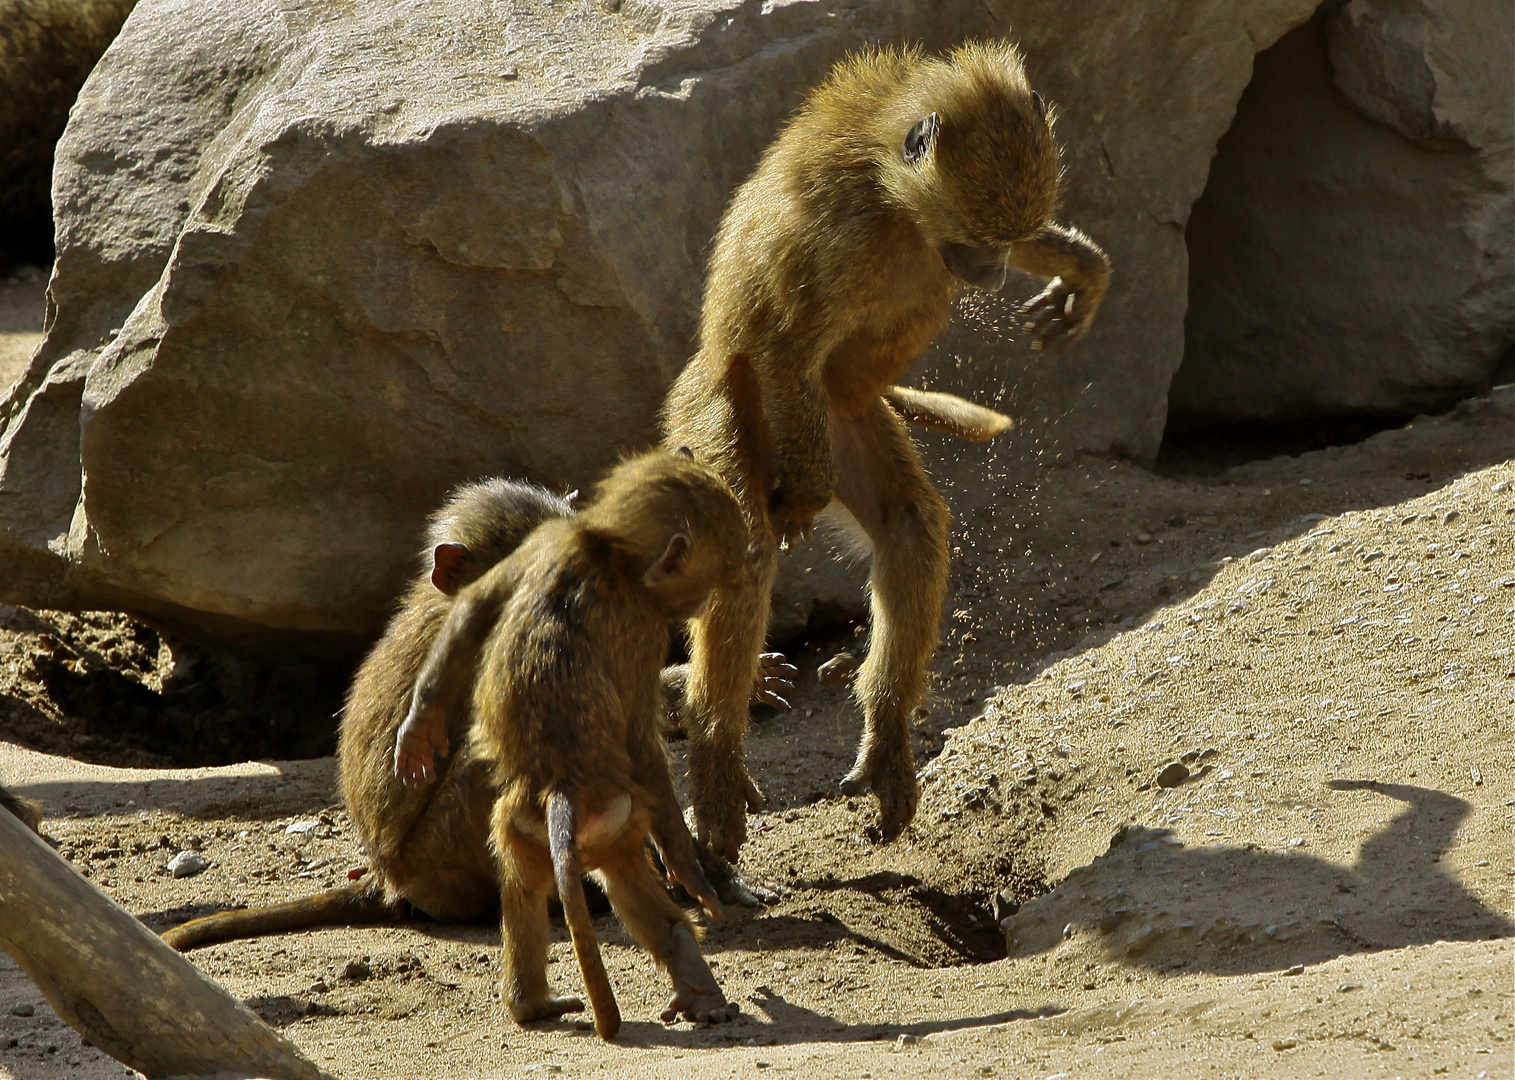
[1003,781,1512,975]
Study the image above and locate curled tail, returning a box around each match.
[547,790,620,1040]
[160,876,397,951]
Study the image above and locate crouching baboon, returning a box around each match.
[0,782,42,833]
[396,448,745,1038]
[163,475,793,951]
[664,40,1111,857]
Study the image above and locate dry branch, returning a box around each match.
[0,806,335,1080]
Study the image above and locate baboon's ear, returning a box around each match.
[747,540,765,566]
[563,489,581,511]
[1031,91,1046,121]
[903,113,938,163]
[644,532,691,589]
[431,542,470,594]
[674,445,695,459]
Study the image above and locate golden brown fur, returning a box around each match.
[399,450,746,1038]
[0,782,43,833]
[663,40,1111,857]
[161,475,793,952]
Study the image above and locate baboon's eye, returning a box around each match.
[1031,91,1046,121]
[902,113,938,163]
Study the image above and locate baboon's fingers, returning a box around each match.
[1022,282,1095,353]
[816,650,861,686]
[392,704,449,783]
[750,652,796,710]
[742,772,767,813]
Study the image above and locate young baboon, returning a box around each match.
[0,782,42,833]
[395,449,747,1038]
[663,40,1112,857]
[162,476,792,951]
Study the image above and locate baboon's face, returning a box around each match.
[880,45,1062,289]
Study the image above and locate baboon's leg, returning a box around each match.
[683,540,777,861]
[832,400,950,840]
[596,844,738,1024]
[493,806,583,1024]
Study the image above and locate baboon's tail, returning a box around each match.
[160,876,397,951]
[883,385,1013,441]
[547,790,619,1040]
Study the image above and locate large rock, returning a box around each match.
[0,0,1320,655]
[1170,1,1513,430]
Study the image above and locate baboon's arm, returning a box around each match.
[395,559,518,782]
[753,341,834,546]
[1009,223,1112,351]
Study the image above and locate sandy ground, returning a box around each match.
[0,273,46,395]
[0,365,1510,1078]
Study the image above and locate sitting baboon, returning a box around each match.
[162,474,792,950]
[396,449,745,1037]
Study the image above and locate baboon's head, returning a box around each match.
[879,40,1062,289]
[581,449,751,621]
[425,478,573,594]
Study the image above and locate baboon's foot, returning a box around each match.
[509,994,585,1025]
[661,926,741,1025]
[692,762,764,861]
[840,740,919,841]
[694,840,781,907]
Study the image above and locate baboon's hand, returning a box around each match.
[393,704,449,784]
[750,652,797,710]
[768,483,829,553]
[1019,275,1106,352]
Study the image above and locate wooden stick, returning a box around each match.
[0,806,336,1080]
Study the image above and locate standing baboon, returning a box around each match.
[396,449,746,1038]
[663,41,1111,857]
[162,476,793,951]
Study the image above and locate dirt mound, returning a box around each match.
[0,388,1510,1079]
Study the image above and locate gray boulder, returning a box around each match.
[0,0,1322,653]
[1171,0,1513,429]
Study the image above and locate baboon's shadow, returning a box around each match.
[1004,781,1512,975]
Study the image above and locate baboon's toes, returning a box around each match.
[696,800,747,862]
[512,994,585,1025]
[841,757,920,841]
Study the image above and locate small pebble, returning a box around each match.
[1283,964,1305,976]
[1134,532,1152,545]
[1272,1037,1299,1051]
[343,960,372,981]
[1338,982,1362,992]
[285,820,320,836]
[1155,761,1189,788]
[10,1003,33,1017]
[523,1065,562,1075]
[892,1034,919,1051]
[167,850,208,878]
